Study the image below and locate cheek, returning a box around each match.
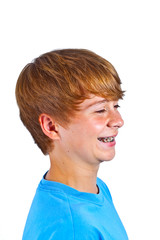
[90,116,106,130]
[81,117,106,136]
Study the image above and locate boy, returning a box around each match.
[16,49,128,239]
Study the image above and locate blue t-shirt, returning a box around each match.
[22,176,128,239]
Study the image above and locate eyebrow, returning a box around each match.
[85,99,108,109]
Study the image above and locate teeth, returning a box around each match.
[98,137,114,142]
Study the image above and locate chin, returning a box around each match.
[99,151,116,162]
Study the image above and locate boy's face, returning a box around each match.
[55,95,124,166]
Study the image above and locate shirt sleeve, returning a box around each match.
[23,219,74,240]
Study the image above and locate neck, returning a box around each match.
[45,153,100,194]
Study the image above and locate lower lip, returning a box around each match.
[98,139,116,148]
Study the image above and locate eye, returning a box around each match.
[95,109,107,114]
[114,104,120,109]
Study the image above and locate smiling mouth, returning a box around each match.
[98,137,115,143]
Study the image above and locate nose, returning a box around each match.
[107,111,124,129]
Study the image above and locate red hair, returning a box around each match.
[16,49,124,154]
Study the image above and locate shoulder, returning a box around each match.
[22,184,74,239]
[23,218,74,240]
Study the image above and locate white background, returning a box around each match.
[0,0,160,239]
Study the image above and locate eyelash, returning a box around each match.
[115,104,120,109]
[95,105,120,113]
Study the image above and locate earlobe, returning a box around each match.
[39,114,60,140]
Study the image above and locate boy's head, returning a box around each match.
[16,49,124,155]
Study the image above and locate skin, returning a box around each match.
[39,95,124,194]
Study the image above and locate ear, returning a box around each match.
[39,114,60,140]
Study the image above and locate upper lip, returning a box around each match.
[98,133,118,138]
